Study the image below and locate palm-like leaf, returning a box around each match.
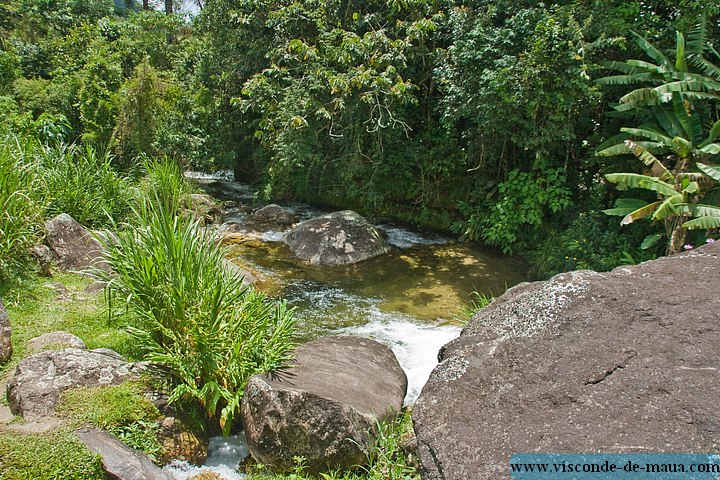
[624,140,674,182]
[652,193,685,219]
[620,201,661,225]
[630,31,671,73]
[605,173,678,196]
[675,31,688,72]
[697,162,720,181]
[686,18,707,56]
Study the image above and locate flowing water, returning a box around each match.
[166,172,528,479]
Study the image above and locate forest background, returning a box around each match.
[2,0,719,278]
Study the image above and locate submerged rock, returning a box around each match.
[413,242,720,480]
[0,298,11,364]
[7,348,142,420]
[241,336,407,473]
[44,213,107,273]
[283,210,391,265]
[158,416,209,466]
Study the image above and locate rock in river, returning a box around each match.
[413,241,720,480]
[241,336,407,473]
[283,210,391,265]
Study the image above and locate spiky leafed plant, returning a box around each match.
[596,19,720,254]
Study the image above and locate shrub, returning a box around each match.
[37,142,134,228]
[0,133,44,281]
[101,197,296,435]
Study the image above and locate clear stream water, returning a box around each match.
[165,172,528,479]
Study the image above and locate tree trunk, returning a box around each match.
[667,216,689,255]
[165,0,173,15]
[143,0,149,9]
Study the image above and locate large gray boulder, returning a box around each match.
[413,242,720,480]
[6,348,142,420]
[0,297,11,364]
[76,428,172,480]
[44,213,107,272]
[242,336,407,473]
[283,211,391,265]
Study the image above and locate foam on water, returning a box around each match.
[184,170,235,181]
[164,434,249,480]
[339,318,460,404]
[377,224,448,249]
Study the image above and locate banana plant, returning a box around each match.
[596,19,720,254]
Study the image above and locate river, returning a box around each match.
[165,172,528,479]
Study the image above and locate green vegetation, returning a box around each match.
[102,196,296,435]
[0,429,105,480]
[58,382,164,460]
[1,1,720,478]
[0,272,134,377]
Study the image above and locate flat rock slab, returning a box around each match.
[77,428,172,480]
[283,210,391,265]
[413,242,720,480]
[242,336,407,473]
[6,348,142,420]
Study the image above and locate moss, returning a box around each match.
[0,429,106,480]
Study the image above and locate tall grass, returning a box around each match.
[138,156,195,213]
[101,196,296,434]
[37,143,135,228]
[0,134,44,282]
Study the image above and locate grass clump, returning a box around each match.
[58,381,163,460]
[139,156,196,212]
[0,134,44,282]
[102,196,296,435]
[37,142,135,228]
[0,429,106,480]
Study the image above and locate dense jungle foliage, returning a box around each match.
[1,0,719,277]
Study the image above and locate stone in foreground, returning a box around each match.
[283,211,391,265]
[242,336,407,473]
[45,213,107,272]
[28,331,87,351]
[76,428,172,480]
[7,348,142,420]
[413,242,720,480]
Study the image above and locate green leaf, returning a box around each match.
[700,121,720,147]
[683,215,720,229]
[675,31,687,72]
[640,233,663,250]
[596,143,630,157]
[652,193,685,219]
[686,17,707,56]
[624,140,674,182]
[605,173,678,196]
[630,31,671,71]
[697,162,720,182]
[621,201,661,224]
[602,198,649,216]
[698,144,720,155]
[620,127,672,145]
